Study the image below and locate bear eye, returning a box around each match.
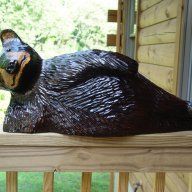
[6,48,11,52]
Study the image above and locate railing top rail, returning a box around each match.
[0,130,192,172]
[0,131,191,147]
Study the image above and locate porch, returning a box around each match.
[0,131,192,192]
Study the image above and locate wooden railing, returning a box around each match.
[107,0,125,53]
[0,131,192,192]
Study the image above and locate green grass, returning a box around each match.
[0,172,110,192]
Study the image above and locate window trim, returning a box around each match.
[179,0,192,100]
[124,0,136,58]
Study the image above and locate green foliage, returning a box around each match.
[0,0,116,58]
[0,0,116,123]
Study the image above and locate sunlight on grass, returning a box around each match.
[0,172,110,192]
[0,173,5,191]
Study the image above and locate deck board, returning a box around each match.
[0,125,191,172]
[0,146,192,172]
[0,131,191,147]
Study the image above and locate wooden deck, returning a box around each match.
[0,130,192,172]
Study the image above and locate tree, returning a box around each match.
[0,0,116,122]
[0,0,116,58]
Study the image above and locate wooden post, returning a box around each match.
[118,172,129,192]
[154,172,165,192]
[107,0,126,53]
[134,0,140,60]
[116,0,123,53]
[109,172,115,192]
[189,173,192,192]
[6,172,18,192]
[173,0,184,95]
[81,172,92,192]
[107,34,117,46]
[108,10,117,22]
[43,172,54,192]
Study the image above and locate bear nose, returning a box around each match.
[6,60,20,74]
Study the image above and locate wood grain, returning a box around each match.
[166,173,188,192]
[81,172,92,192]
[0,132,192,147]
[154,172,165,192]
[130,169,189,191]
[43,172,54,192]
[116,0,123,53]
[139,63,173,92]
[139,19,176,45]
[129,172,155,192]
[138,43,175,67]
[0,147,192,172]
[140,0,178,28]
[6,172,18,192]
[121,0,127,55]
[172,0,184,95]
[141,0,162,11]
[189,173,192,192]
[108,10,117,22]
[109,172,115,192]
[107,34,116,46]
[118,172,129,192]
[131,0,186,191]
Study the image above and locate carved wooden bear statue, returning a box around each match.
[0,29,191,136]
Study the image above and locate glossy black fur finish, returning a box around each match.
[2,48,192,136]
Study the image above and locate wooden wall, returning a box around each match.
[107,1,190,191]
[130,0,191,192]
[129,172,190,192]
[135,0,183,94]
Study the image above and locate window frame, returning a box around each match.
[179,0,192,100]
[124,0,136,58]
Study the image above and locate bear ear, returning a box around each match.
[0,29,22,44]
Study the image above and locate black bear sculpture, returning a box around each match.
[0,29,192,136]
